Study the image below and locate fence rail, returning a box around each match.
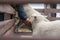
[0,0,60,4]
[36,9,60,20]
[36,9,60,13]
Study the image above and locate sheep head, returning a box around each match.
[29,13,47,23]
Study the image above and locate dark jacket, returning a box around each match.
[16,5,28,20]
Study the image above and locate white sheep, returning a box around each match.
[30,13,60,39]
[23,4,60,39]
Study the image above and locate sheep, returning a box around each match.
[30,12,60,39]
[23,4,60,39]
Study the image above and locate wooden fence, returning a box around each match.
[0,0,60,40]
[36,9,60,21]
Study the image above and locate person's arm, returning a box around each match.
[16,5,27,20]
[16,5,30,23]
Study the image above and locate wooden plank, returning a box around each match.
[35,9,44,13]
[0,19,15,36]
[0,37,33,40]
[0,4,15,14]
[44,9,60,13]
[35,9,60,13]
[47,17,60,21]
[4,14,11,20]
[0,0,60,4]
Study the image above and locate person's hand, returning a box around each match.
[25,18,31,23]
[25,18,32,30]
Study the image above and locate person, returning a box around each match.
[12,4,32,31]
[14,5,32,31]
[16,5,31,23]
